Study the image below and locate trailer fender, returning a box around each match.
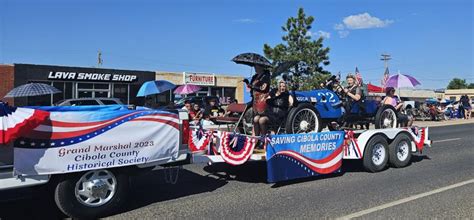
[352,128,409,159]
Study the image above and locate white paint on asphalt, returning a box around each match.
[337,178,474,219]
[433,138,461,143]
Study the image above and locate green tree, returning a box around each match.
[468,83,474,89]
[447,78,468,89]
[263,8,330,90]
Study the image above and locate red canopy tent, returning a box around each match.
[367,83,384,93]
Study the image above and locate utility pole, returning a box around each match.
[380,53,391,69]
[97,50,103,68]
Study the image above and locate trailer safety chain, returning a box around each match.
[164,165,182,185]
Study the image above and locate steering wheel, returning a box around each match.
[334,83,346,98]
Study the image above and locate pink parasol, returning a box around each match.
[173,84,202,95]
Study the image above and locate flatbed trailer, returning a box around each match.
[193,127,431,181]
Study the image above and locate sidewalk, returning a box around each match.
[412,118,474,128]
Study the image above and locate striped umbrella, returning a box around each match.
[4,83,61,98]
[385,73,421,89]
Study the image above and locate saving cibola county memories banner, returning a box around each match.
[266,131,345,183]
[13,106,180,176]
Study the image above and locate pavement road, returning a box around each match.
[1,123,473,219]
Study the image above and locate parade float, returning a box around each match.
[0,103,190,218]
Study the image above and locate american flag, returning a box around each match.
[381,67,390,87]
[355,67,363,85]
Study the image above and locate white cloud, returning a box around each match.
[334,23,345,31]
[334,13,393,38]
[232,18,258,24]
[338,30,350,38]
[317,30,331,39]
[306,30,331,39]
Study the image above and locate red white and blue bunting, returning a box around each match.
[188,128,212,152]
[219,131,258,165]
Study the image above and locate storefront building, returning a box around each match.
[0,64,155,106]
[442,89,474,104]
[156,71,245,104]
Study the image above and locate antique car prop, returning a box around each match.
[240,75,399,134]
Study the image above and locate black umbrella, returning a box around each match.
[4,83,61,98]
[231,53,272,68]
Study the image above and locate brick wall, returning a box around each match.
[0,65,14,104]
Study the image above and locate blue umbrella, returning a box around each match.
[4,83,61,98]
[136,80,176,97]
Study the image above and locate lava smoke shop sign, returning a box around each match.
[10,64,155,106]
[47,71,138,82]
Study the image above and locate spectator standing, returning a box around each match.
[460,94,471,119]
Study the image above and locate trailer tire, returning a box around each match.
[54,169,129,219]
[363,135,389,172]
[388,133,412,168]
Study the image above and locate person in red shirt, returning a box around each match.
[188,103,203,125]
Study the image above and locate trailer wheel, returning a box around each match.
[363,135,389,172]
[54,169,129,218]
[388,133,412,168]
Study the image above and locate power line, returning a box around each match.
[380,53,391,69]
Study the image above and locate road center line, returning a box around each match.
[433,138,461,143]
[337,178,474,220]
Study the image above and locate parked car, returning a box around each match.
[55,98,124,106]
[174,96,220,108]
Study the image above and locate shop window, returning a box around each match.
[113,84,128,104]
[211,87,222,97]
[223,87,236,103]
[78,91,93,98]
[94,90,109,98]
[52,82,65,104]
[64,82,73,99]
[94,83,109,90]
[78,83,93,89]
[130,84,144,106]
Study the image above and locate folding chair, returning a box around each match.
[215,103,248,132]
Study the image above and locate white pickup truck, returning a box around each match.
[0,106,190,219]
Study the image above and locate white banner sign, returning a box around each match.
[184,72,215,86]
[14,107,180,176]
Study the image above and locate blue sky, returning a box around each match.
[0,0,472,89]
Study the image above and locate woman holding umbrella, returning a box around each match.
[247,65,271,136]
[233,53,272,136]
